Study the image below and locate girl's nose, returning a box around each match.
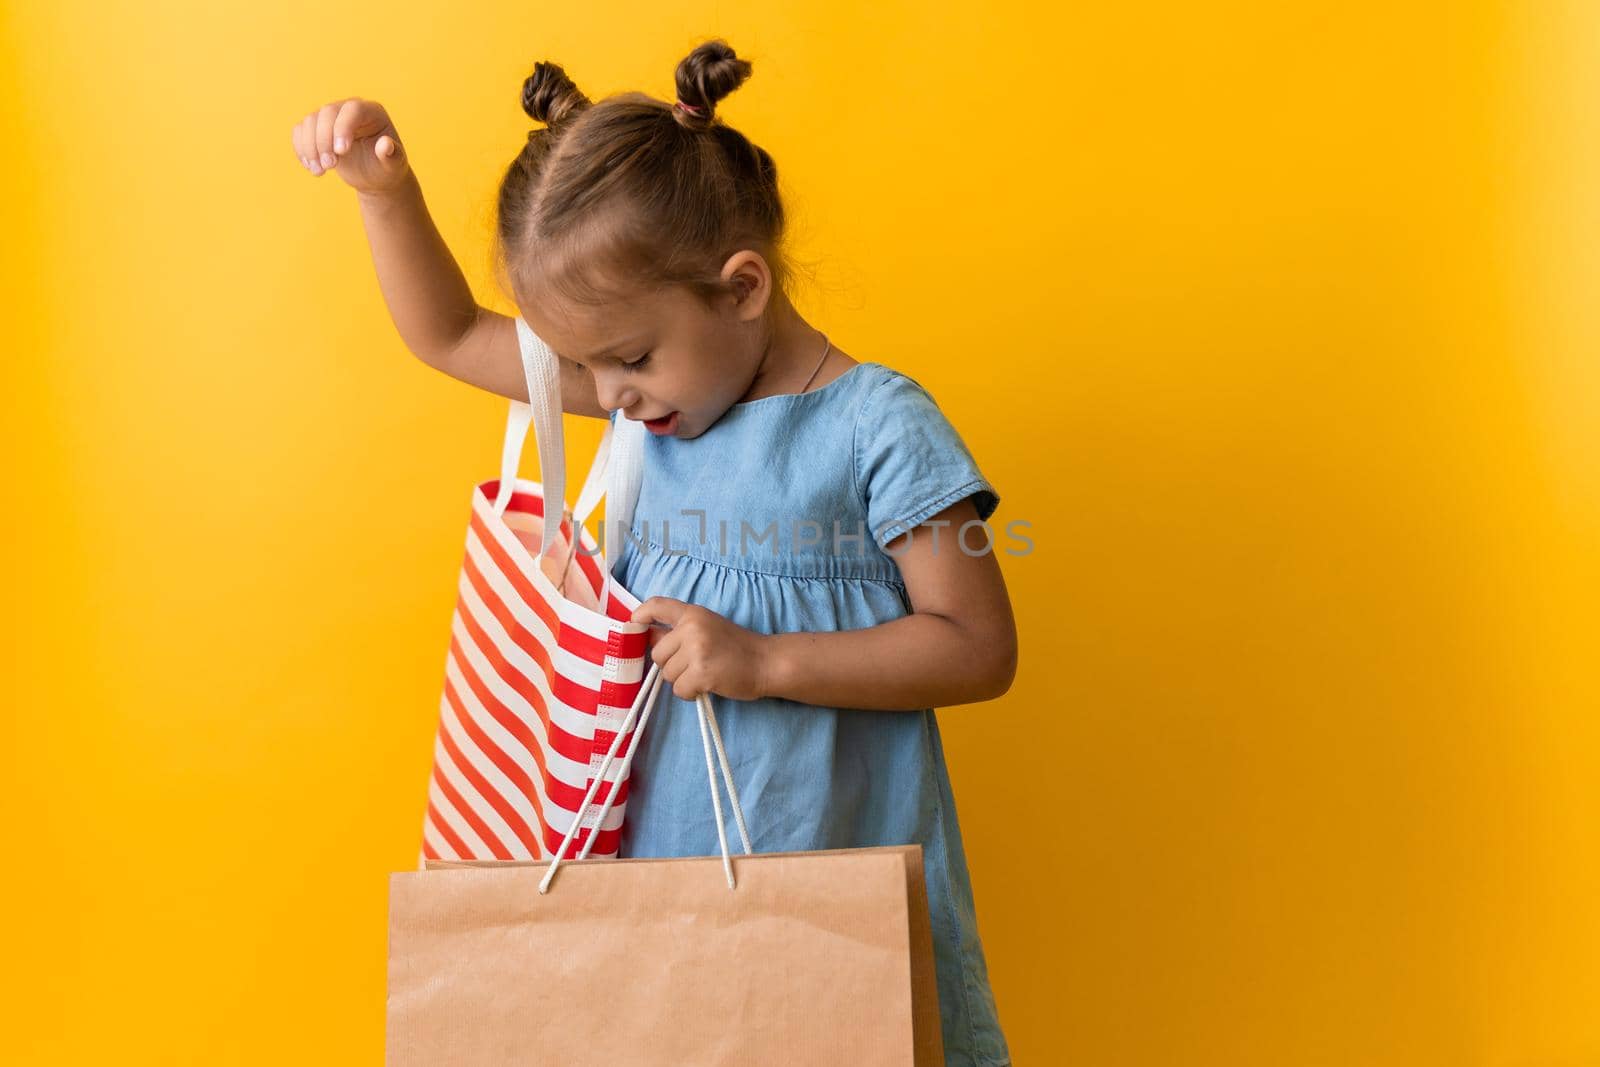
[595,377,639,414]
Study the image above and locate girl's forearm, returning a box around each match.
[762,614,1013,712]
[356,170,481,365]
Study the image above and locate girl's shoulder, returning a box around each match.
[806,359,944,425]
[851,361,934,415]
[795,357,891,408]
[848,362,1000,549]
[847,361,963,439]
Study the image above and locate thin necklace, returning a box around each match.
[596,330,835,581]
[798,333,833,394]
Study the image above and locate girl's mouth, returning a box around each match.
[643,411,680,435]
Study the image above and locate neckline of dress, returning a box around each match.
[726,360,878,411]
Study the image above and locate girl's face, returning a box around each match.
[519,255,771,440]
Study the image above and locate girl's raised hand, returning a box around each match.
[291,97,409,195]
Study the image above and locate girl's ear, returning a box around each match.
[720,250,773,321]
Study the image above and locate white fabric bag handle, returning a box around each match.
[573,411,647,588]
[539,669,753,894]
[491,316,644,575]
[491,318,565,554]
[602,414,646,573]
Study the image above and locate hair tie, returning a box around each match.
[674,100,706,117]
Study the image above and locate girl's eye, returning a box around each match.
[622,351,653,373]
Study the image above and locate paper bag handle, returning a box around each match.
[539,665,752,894]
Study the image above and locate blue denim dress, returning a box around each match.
[608,361,1011,1067]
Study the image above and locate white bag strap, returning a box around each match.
[566,413,643,586]
[539,669,752,894]
[493,319,566,559]
[493,317,643,574]
[571,418,612,528]
[603,415,646,572]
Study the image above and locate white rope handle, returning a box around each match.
[539,661,666,894]
[698,693,753,858]
[538,676,754,893]
[695,694,754,889]
[574,670,668,863]
[696,701,733,888]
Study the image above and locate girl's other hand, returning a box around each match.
[631,598,772,702]
[291,97,409,195]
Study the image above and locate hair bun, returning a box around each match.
[672,38,752,126]
[522,60,591,129]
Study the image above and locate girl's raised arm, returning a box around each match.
[291,97,606,418]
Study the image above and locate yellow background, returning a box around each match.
[4,2,1597,1063]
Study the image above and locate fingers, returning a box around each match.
[630,596,688,628]
[632,598,715,697]
[293,113,321,174]
[293,101,349,176]
[332,97,392,159]
[649,628,679,666]
[644,622,718,699]
[330,98,363,158]
[294,97,401,178]
[649,624,715,699]
[313,100,345,170]
[658,651,704,700]
[670,672,705,701]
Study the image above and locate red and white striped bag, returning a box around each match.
[418,316,660,864]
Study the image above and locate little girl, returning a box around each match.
[294,38,1017,1067]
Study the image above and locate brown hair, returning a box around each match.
[493,39,792,314]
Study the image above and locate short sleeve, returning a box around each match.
[853,371,1000,548]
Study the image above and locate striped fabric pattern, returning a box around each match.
[420,477,649,863]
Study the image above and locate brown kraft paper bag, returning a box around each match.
[387,844,944,1065]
